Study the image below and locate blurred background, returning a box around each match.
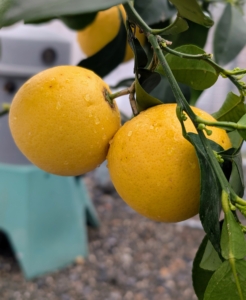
[0,3,246,300]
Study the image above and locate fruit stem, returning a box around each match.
[108,88,132,100]
[147,34,195,116]
[123,2,151,34]
[128,81,139,116]
[196,116,246,131]
[104,90,115,107]
[159,38,212,60]
[108,81,138,116]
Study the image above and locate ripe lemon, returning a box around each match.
[9,65,121,176]
[76,5,145,62]
[107,103,231,223]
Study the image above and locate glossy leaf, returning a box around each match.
[192,235,215,300]
[135,70,163,112]
[60,12,97,30]
[220,210,246,260]
[156,45,219,90]
[212,92,246,123]
[167,19,209,49]
[135,69,193,111]
[237,114,246,141]
[213,4,246,65]
[229,154,245,198]
[0,0,126,27]
[77,15,126,78]
[200,239,223,271]
[134,0,176,25]
[228,130,243,150]
[169,0,214,27]
[188,133,222,253]
[190,89,203,106]
[204,260,246,300]
[158,16,189,36]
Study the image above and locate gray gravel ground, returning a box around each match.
[0,171,205,300]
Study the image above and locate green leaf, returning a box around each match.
[156,45,219,90]
[190,89,203,106]
[59,12,97,30]
[220,211,246,260]
[0,0,126,27]
[169,0,214,27]
[134,0,176,25]
[135,70,163,111]
[228,130,243,150]
[229,153,244,198]
[200,239,223,271]
[204,260,246,300]
[158,16,189,36]
[0,0,12,26]
[237,114,246,141]
[192,235,215,300]
[188,133,222,253]
[212,92,246,123]
[135,69,193,111]
[166,19,209,49]
[213,4,246,65]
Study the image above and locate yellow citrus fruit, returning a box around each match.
[76,5,145,62]
[107,103,231,223]
[9,65,121,176]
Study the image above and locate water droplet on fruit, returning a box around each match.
[109,139,113,145]
[150,125,154,130]
[85,94,91,102]
[173,134,179,141]
[95,117,100,125]
[56,101,61,110]
[128,131,132,137]
[167,148,174,155]
[102,134,107,140]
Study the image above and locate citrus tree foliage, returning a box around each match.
[1,0,246,299]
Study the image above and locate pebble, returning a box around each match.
[0,173,205,300]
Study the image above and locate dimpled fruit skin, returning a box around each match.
[107,103,231,223]
[77,6,120,57]
[9,65,121,176]
[77,5,145,62]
